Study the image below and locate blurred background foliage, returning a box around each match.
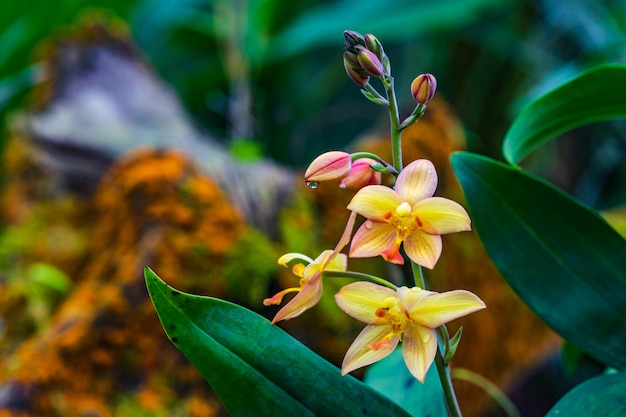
[1,0,626,415]
[1,0,625,203]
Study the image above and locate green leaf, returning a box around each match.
[450,152,626,370]
[364,348,447,417]
[503,64,626,164]
[546,372,626,417]
[145,268,411,417]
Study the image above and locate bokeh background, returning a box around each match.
[1,0,625,416]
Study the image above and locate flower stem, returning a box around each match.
[410,261,426,289]
[322,270,397,290]
[435,348,463,417]
[411,261,462,417]
[451,368,520,417]
[384,75,403,171]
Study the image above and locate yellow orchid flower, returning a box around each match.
[263,250,347,323]
[347,159,470,268]
[264,212,357,323]
[335,281,485,382]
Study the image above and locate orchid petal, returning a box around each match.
[348,185,403,219]
[341,324,399,375]
[262,287,300,306]
[395,286,432,311]
[403,232,442,269]
[350,221,397,259]
[395,160,438,204]
[304,151,351,182]
[335,281,397,324]
[402,325,437,383]
[414,197,471,234]
[408,290,486,328]
[271,273,324,323]
[278,253,314,267]
[334,211,357,253]
[304,251,347,279]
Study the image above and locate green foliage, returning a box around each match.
[451,152,626,370]
[220,228,278,306]
[451,63,626,415]
[503,64,626,165]
[145,268,411,417]
[546,372,626,416]
[364,348,446,417]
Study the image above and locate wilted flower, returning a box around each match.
[348,159,470,268]
[335,282,485,382]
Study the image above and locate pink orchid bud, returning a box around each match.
[364,33,384,61]
[357,47,384,77]
[339,158,382,189]
[343,52,370,86]
[304,151,352,184]
[411,73,437,104]
[344,30,365,52]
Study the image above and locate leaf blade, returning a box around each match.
[450,152,626,370]
[503,64,626,164]
[546,372,626,417]
[145,267,411,417]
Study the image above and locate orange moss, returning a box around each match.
[0,148,244,416]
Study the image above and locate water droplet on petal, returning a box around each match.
[306,181,319,189]
[364,221,373,229]
[422,332,431,343]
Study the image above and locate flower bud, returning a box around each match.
[364,33,384,61]
[410,73,437,104]
[344,30,365,52]
[339,158,382,189]
[304,151,352,184]
[344,53,370,86]
[357,47,384,77]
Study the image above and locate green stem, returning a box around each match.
[384,75,403,171]
[451,368,521,417]
[410,261,426,289]
[322,270,397,290]
[435,348,463,417]
[411,261,461,417]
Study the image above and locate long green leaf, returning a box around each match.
[145,268,411,417]
[450,152,626,370]
[546,372,626,417]
[503,64,626,165]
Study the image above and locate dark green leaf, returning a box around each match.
[546,372,626,417]
[450,152,626,370]
[503,64,626,164]
[364,348,446,417]
[145,268,411,417]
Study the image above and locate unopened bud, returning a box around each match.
[357,47,384,77]
[304,151,352,184]
[410,73,437,104]
[344,53,369,86]
[344,30,365,52]
[339,158,382,189]
[364,33,384,61]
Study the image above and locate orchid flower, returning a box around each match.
[264,212,357,323]
[335,281,485,382]
[348,159,470,268]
